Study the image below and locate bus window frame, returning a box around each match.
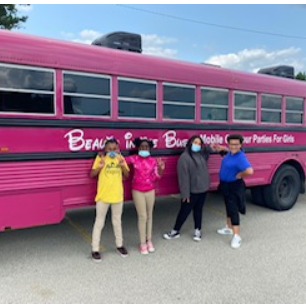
[162,82,196,122]
[233,90,257,124]
[117,76,158,121]
[200,86,229,122]
[260,93,283,125]
[62,70,112,119]
[0,63,56,117]
[285,96,304,125]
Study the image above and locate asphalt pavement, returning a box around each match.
[1,191,306,303]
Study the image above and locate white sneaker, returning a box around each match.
[163,229,180,240]
[231,234,242,249]
[217,226,233,235]
[193,229,201,241]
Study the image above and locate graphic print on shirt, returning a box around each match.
[104,161,121,178]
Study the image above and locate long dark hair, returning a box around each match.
[186,135,209,163]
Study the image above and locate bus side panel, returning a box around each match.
[0,159,88,231]
[153,155,180,196]
[62,184,96,209]
[0,189,64,231]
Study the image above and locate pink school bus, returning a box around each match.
[1,30,306,232]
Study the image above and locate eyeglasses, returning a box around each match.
[229,143,241,146]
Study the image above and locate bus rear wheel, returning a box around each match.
[263,165,300,211]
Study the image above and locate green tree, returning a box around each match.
[0,4,29,30]
[295,72,306,81]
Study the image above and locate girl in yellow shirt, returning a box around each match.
[90,138,129,262]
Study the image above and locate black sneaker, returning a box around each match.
[117,246,128,258]
[163,229,181,240]
[91,251,102,263]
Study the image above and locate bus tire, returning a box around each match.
[251,186,266,207]
[263,165,300,211]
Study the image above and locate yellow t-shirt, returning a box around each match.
[92,154,129,203]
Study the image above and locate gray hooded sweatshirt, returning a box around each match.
[177,147,211,199]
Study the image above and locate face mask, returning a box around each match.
[191,144,201,152]
[107,151,117,158]
[138,150,150,158]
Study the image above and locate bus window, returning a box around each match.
[261,94,282,123]
[63,72,111,117]
[163,83,195,120]
[0,64,54,114]
[118,78,156,119]
[286,97,303,124]
[201,87,228,121]
[233,91,256,122]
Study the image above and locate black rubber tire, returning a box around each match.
[263,165,300,211]
[251,186,266,207]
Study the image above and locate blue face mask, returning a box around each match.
[138,150,150,158]
[191,144,201,152]
[107,151,117,158]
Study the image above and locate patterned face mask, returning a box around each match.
[107,151,117,158]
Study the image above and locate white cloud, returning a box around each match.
[141,34,178,58]
[205,47,305,73]
[141,34,177,46]
[70,30,178,58]
[142,46,178,58]
[16,4,33,13]
[72,29,103,45]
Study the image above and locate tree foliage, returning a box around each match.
[295,72,306,81]
[0,4,29,30]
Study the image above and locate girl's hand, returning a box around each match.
[97,156,105,169]
[236,173,242,179]
[157,158,165,172]
[117,154,126,167]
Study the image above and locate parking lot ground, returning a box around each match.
[1,191,306,303]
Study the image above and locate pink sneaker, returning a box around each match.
[147,240,155,253]
[140,243,149,255]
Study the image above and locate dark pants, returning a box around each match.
[219,180,246,226]
[173,192,207,231]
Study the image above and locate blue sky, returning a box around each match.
[15,4,306,74]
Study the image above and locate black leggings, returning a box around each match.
[219,180,246,226]
[173,192,207,231]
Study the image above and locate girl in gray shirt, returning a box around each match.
[163,135,224,241]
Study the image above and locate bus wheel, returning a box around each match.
[251,186,266,207]
[263,165,300,211]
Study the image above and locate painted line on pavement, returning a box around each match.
[65,216,106,252]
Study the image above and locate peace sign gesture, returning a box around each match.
[97,155,105,170]
[117,154,126,167]
[157,158,165,175]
